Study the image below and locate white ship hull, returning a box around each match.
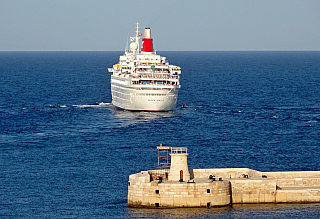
[111,77,178,111]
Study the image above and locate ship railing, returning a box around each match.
[131,75,179,80]
[134,82,177,86]
[138,77,178,81]
[135,70,170,74]
[131,81,179,86]
[137,63,167,66]
[131,83,178,88]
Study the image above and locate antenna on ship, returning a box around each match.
[125,35,129,52]
[135,22,140,51]
[129,23,141,54]
[135,22,139,37]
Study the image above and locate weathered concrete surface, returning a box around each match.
[128,168,320,208]
[128,172,230,208]
[230,179,276,204]
[276,187,320,203]
[168,153,190,182]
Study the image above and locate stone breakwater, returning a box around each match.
[128,147,320,208]
[128,168,320,208]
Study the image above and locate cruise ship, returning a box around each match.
[108,23,181,111]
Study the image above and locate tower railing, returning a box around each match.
[171,147,187,154]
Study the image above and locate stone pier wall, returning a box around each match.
[262,171,320,178]
[128,168,320,208]
[230,179,276,203]
[191,168,261,179]
[128,171,231,208]
[276,189,320,203]
[275,178,320,187]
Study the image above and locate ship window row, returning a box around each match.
[133,75,178,79]
[132,81,178,85]
[137,63,166,66]
[136,70,170,73]
[136,88,176,91]
[140,58,158,61]
[136,87,174,90]
[136,93,167,96]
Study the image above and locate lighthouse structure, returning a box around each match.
[128,146,231,208]
[168,147,190,182]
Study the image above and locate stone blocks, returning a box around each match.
[128,168,320,208]
[128,171,230,207]
[230,179,276,203]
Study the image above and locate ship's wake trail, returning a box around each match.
[72,102,110,108]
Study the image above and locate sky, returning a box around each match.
[0,0,319,51]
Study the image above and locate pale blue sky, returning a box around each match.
[1,0,319,51]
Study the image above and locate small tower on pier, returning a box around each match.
[168,147,190,182]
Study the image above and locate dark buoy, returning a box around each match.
[181,103,187,108]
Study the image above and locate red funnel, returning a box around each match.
[141,28,153,52]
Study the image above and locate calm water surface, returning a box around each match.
[0,51,320,218]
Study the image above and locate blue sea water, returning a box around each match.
[0,51,320,218]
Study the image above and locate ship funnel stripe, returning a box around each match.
[144,28,151,38]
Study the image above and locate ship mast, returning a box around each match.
[135,22,140,51]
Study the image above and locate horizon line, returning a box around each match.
[1,49,320,52]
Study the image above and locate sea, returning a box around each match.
[1,51,320,218]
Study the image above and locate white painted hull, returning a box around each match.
[111,80,178,111]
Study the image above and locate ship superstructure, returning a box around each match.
[108,23,181,111]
